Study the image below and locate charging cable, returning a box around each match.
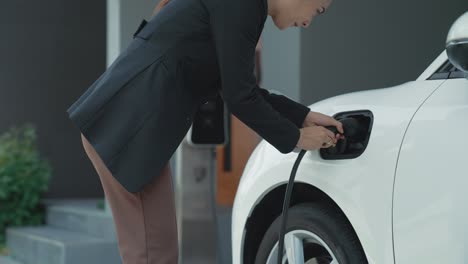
[277,124,347,264]
[276,148,307,264]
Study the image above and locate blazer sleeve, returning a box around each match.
[209,0,302,154]
[256,85,311,128]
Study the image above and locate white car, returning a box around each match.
[232,12,468,264]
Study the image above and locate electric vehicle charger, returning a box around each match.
[276,117,361,264]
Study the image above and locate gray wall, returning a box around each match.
[107,0,156,66]
[261,19,302,101]
[0,1,107,198]
[300,0,468,104]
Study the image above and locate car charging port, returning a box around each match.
[321,110,374,160]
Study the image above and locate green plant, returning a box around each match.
[0,242,8,256]
[0,123,52,245]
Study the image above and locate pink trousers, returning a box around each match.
[80,133,179,264]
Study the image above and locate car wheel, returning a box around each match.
[254,202,367,264]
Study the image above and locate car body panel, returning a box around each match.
[393,78,468,263]
[232,79,445,264]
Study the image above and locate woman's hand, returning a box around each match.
[303,111,345,141]
[296,126,339,150]
[151,0,170,17]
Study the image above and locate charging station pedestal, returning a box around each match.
[172,95,230,264]
[173,140,218,264]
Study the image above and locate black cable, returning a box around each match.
[275,119,357,263]
[277,149,307,264]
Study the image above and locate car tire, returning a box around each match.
[254,202,367,264]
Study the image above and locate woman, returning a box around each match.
[69,0,344,262]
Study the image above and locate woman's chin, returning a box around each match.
[272,19,289,30]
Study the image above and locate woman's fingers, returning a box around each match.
[321,140,335,148]
[335,120,344,134]
[322,127,337,144]
[337,133,345,139]
[322,126,347,148]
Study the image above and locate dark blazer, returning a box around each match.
[66,0,310,193]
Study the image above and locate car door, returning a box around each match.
[393,61,468,263]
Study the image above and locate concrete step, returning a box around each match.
[6,225,121,264]
[0,255,23,264]
[42,198,117,240]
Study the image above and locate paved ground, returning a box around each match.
[181,205,232,264]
